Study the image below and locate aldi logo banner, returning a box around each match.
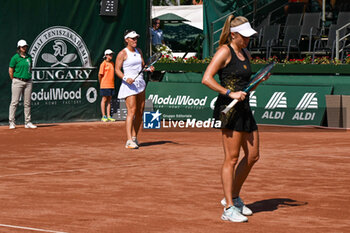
[265,92,287,109]
[249,91,257,107]
[251,85,332,126]
[295,93,318,110]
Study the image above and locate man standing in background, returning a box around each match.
[150,18,165,46]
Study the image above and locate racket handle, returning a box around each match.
[221,99,238,115]
[133,70,143,80]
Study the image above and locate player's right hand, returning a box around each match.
[125,77,134,84]
[229,91,246,101]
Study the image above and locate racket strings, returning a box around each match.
[245,63,275,92]
[147,52,161,66]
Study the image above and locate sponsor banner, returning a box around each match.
[23,26,99,123]
[146,82,332,126]
[27,83,98,122]
[30,86,97,104]
[142,110,221,132]
[251,85,333,125]
[146,82,218,121]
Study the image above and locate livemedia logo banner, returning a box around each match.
[143,110,221,131]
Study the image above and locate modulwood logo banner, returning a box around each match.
[146,82,218,121]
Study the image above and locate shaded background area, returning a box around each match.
[163,23,203,54]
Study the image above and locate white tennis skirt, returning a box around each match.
[117,78,146,99]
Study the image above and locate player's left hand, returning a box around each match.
[262,72,271,81]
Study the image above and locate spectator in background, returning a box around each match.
[316,0,336,9]
[284,0,309,14]
[8,39,37,130]
[99,49,116,122]
[316,0,336,18]
[334,0,349,12]
[150,18,165,47]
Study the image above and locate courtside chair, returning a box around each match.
[312,24,346,62]
[336,12,350,28]
[251,24,281,60]
[261,24,281,59]
[252,12,272,50]
[283,13,303,33]
[270,25,301,60]
[300,12,322,52]
[340,30,350,62]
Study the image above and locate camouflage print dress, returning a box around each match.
[213,45,258,132]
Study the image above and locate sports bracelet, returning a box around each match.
[122,76,127,81]
[225,89,231,96]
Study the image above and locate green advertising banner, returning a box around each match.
[146,82,217,121]
[146,82,333,126]
[251,85,333,126]
[0,0,149,125]
[28,26,100,123]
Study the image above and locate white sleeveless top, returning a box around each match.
[117,48,146,99]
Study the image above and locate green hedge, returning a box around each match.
[155,63,350,74]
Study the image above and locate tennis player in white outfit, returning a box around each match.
[115,30,154,149]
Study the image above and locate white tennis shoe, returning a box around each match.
[221,206,248,222]
[9,123,16,129]
[25,122,37,129]
[125,140,139,149]
[221,196,253,216]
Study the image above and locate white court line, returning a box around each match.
[0,162,167,178]
[0,223,68,233]
[0,169,87,178]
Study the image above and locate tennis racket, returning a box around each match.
[133,52,162,80]
[221,62,275,115]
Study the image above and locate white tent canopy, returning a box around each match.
[152,5,203,30]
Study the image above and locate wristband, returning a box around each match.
[122,76,127,81]
[225,89,231,96]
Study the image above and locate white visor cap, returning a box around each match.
[230,22,257,37]
[17,39,28,47]
[124,31,140,39]
[104,49,114,56]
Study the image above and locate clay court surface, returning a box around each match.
[0,122,349,233]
